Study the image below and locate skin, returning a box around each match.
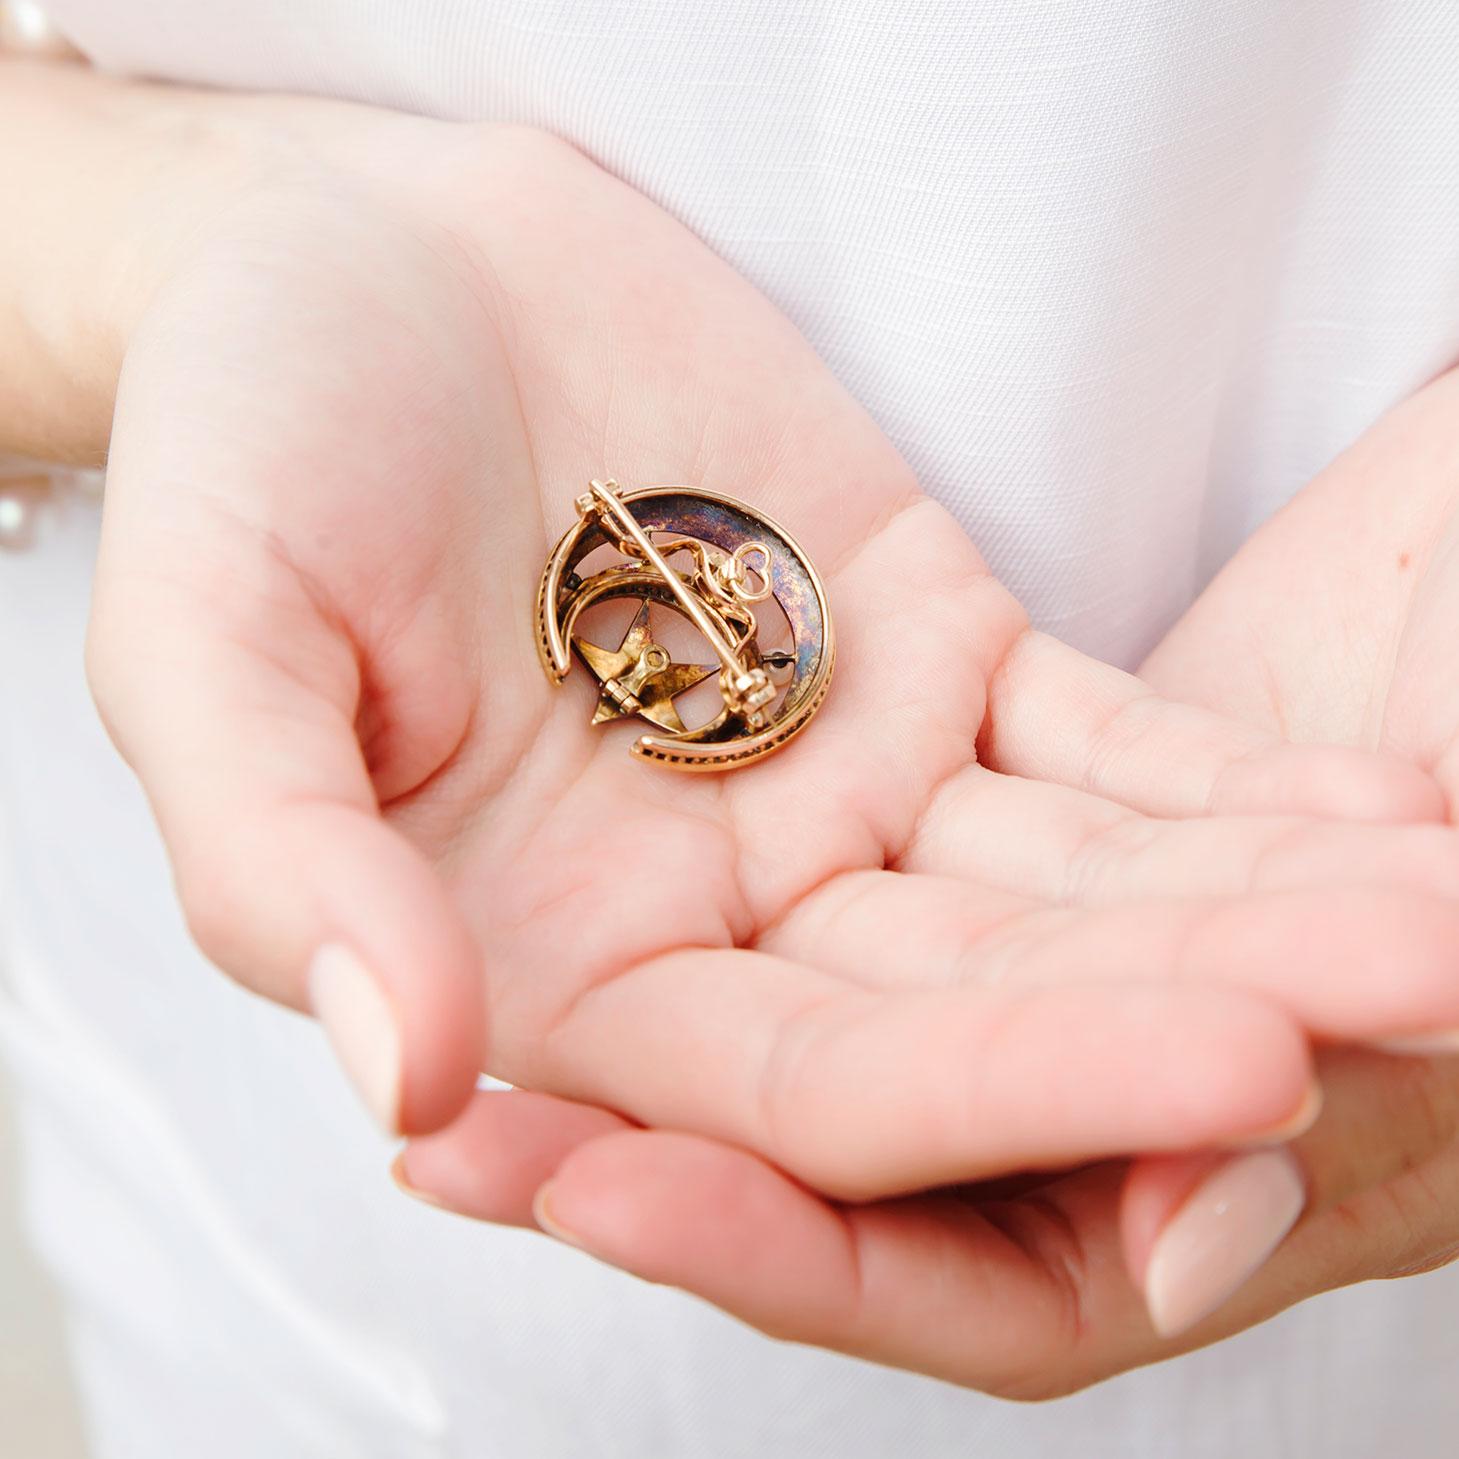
[6,59,1459,1397]
[401,368,1459,1396]
[83,91,1459,1164]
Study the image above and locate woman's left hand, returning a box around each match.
[397,367,1459,1398]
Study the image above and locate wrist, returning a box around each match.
[0,62,243,458]
[0,60,427,462]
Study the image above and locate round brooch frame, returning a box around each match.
[535,480,835,771]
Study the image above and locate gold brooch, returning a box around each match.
[536,480,834,770]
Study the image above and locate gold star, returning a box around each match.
[572,600,716,734]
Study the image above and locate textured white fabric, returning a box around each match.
[49,0,1459,663]
[5,1,1459,1454]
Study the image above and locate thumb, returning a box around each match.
[86,513,485,1138]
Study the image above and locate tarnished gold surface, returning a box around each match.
[536,480,834,771]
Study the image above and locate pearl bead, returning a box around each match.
[0,469,53,551]
[0,2,81,58]
[0,491,34,550]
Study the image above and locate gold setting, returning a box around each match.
[536,480,834,770]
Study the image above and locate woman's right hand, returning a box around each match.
[80,81,1459,1198]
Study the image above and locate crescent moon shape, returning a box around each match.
[536,485,834,771]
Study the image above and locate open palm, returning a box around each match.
[90,106,1459,1233]
[400,363,1459,1396]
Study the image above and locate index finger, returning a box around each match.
[981,631,1444,823]
[522,947,1315,1200]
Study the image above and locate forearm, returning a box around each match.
[1,59,229,459]
[0,58,422,463]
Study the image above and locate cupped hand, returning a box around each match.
[397,367,1459,1396]
[1119,366,1459,1352]
[89,97,1459,1205]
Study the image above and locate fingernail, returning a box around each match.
[1374,1029,1459,1057]
[532,1182,587,1250]
[1231,1080,1323,1146]
[1143,1148,1305,1338]
[309,943,402,1135]
[389,1151,445,1209]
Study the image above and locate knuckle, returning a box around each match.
[969,1194,1097,1402]
[1378,1181,1438,1265]
[992,1195,1093,1343]
[1369,1166,1459,1280]
[752,995,840,1185]
[1079,690,1164,800]
[1062,810,1157,903]
[1384,1235,1459,1281]
[1378,1057,1459,1161]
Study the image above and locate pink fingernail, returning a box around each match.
[532,1183,588,1249]
[309,943,402,1135]
[1231,1080,1323,1146]
[390,1151,447,1209]
[1143,1148,1305,1338]
[1374,1029,1459,1057]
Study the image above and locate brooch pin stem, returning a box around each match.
[581,480,746,679]
[536,480,834,771]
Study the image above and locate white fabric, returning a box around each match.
[4,1,1459,1454]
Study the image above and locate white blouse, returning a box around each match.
[42,0,1459,665]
